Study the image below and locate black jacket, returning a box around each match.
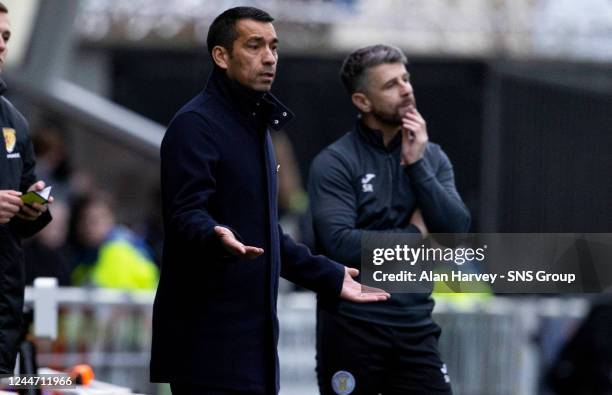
[150,69,345,393]
[308,120,470,327]
[0,79,52,373]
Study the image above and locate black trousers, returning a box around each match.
[169,383,263,395]
[316,308,453,395]
[0,233,26,374]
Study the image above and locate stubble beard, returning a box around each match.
[371,107,402,128]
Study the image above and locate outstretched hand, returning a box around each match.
[214,226,264,259]
[340,267,390,303]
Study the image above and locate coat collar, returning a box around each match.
[356,118,402,152]
[206,67,294,131]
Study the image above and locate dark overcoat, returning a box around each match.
[150,69,344,394]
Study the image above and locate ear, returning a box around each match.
[351,92,371,113]
[212,46,230,69]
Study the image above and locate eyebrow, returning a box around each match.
[384,72,410,85]
[246,36,279,45]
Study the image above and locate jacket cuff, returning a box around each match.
[328,260,346,297]
[308,257,346,297]
[10,210,52,239]
[404,158,434,184]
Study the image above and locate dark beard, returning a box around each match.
[371,108,402,127]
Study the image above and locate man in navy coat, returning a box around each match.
[150,7,389,395]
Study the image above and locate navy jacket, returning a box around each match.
[309,121,470,327]
[150,69,345,393]
[0,79,52,373]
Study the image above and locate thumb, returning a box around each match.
[30,181,45,192]
[346,267,359,278]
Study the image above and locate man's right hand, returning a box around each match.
[410,208,429,237]
[214,226,264,259]
[0,190,23,224]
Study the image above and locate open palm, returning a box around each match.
[340,267,390,303]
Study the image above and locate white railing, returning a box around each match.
[25,280,590,395]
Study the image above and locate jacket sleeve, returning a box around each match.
[279,225,345,296]
[10,117,52,238]
[404,146,471,233]
[161,112,233,258]
[308,150,420,268]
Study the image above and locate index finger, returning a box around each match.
[402,111,424,123]
[353,293,391,303]
[222,238,247,255]
[5,194,24,207]
[29,202,48,213]
[243,246,264,259]
[360,285,390,295]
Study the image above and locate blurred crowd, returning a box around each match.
[23,118,161,291]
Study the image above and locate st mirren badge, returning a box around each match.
[3,128,16,153]
[331,370,355,395]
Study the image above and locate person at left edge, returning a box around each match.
[150,6,390,395]
[0,1,53,374]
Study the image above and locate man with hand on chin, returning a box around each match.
[151,7,389,395]
[0,1,53,374]
[309,45,471,395]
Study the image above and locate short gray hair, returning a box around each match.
[340,44,407,94]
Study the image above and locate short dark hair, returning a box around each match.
[206,7,273,57]
[0,2,8,13]
[340,44,408,94]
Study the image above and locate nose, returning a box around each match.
[262,46,276,66]
[400,80,413,96]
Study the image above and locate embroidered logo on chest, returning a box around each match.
[360,173,376,193]
[3,128,16,153]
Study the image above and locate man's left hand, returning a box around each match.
[400,108,428,165]
[16,181,53,221]
[340,267,390,303]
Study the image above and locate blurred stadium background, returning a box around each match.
[3,0,612,394]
